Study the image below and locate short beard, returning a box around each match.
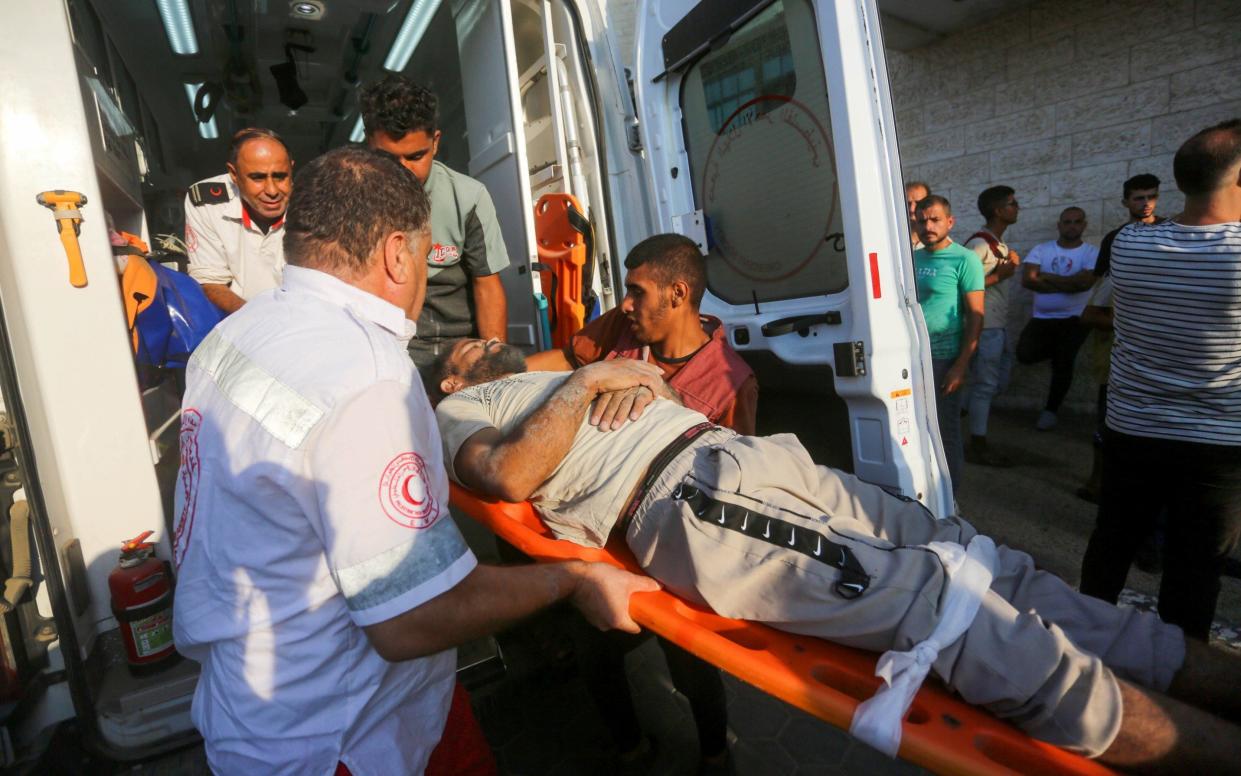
[465,343,528,384]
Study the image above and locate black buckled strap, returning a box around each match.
[672,483,871,600]
[617,422,716,532]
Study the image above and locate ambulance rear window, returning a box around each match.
[681,0,848,304]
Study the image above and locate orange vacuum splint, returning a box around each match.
[449,483,1115,776]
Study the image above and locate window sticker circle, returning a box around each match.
[378,452,441,530]
[701,94,840,283]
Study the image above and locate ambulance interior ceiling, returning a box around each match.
[84,0,470,188]
[77,0,1034,205]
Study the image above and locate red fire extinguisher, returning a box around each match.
[108,531,177,673]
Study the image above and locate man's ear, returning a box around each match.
[226,162,239,185]
[668,279,691,308]
[440,375,465,396]
[381,230,408,283]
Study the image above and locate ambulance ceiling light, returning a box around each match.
[184,83,219,140]
[383,0,442,72]
[156,0,200,56]
[291,1,324,18]
[349,116,366,143]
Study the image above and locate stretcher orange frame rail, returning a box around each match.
[449,483,1115,776]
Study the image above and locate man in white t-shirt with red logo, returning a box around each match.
[1016,206,1099,431]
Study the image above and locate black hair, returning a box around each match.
[1122,173,1160,198]
[424,349,456,405]
[1173,119,1241,196]
[915,194,952,216]
[977,185,1015,220]
[284,145,430,274]
[623,233,707,306]
[358,74,440,139]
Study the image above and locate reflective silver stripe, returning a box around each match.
[335,517,470,612]
[191,330,325,448]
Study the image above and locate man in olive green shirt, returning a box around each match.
[362,74,511,369]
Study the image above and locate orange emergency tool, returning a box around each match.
[108,531,177,673]
[36,190,89,288]
[449,484,1116,776]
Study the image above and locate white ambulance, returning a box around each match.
[0,0,948,763]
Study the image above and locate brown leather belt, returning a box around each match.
[616,421,716,534]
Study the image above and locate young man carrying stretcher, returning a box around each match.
[427,338,1241,773]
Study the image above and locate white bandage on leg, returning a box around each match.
[849,535,998,757]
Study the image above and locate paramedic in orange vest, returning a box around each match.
[526,232,756,771]
[184,128,293,314]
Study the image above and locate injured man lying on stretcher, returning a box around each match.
[426,337,1241,772]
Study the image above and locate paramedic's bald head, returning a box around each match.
[284,146,432,317]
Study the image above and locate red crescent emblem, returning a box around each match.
[378,452,440,529]
[210,186,222,196]
[401,475,426,506]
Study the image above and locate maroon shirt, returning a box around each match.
[564,308,758,434]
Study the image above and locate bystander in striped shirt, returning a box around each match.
[1107,219,1241,445]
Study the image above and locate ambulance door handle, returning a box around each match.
[760,312,841,337]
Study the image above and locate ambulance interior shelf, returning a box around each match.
[449,483,1115,776]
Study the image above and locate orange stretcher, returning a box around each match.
[449,483,1116,776]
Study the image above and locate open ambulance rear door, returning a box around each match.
[631,0,953,515]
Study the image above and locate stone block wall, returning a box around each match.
[888,0,1241,414]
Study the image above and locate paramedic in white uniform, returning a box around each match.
[171,145,656,775]
[184,127,293,314]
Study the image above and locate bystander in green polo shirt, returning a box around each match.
[914,241,984,360]
[411,160,511,368]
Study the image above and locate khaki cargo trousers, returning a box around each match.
[625,431,1185,756]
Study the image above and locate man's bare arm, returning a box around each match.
[942,291,984,395]
[472,273,508,342]
[526,348,574,371]
[453,359,664,502]
[364,561,660,661]
[200,283,246,314]
[983,249,1019,287]
[1022,264,1095,294]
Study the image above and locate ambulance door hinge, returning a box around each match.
[623,67,643,153]
[833,340,867,378]
[626,116,643,153]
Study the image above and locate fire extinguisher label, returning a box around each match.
[130,610,173,658]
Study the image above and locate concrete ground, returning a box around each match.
[56,407,1240,776]
[955,404,1241,643]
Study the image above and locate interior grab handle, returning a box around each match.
[760,311,841,337]
[36,190,89,288]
